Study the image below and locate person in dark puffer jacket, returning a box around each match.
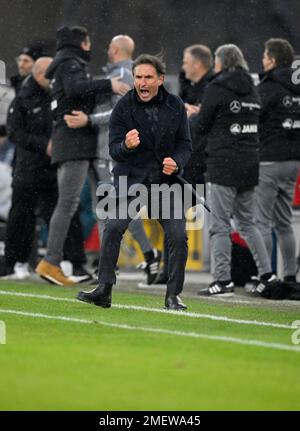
[0,58,88,281]
[255,38,300,289]
[194,44,277,297]
[36,26,129,286]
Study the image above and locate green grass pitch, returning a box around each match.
[0,280,300,410]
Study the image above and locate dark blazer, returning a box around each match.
[109,86,192,193]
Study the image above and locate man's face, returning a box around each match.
[17,54,34,76]
[182,51,199,81]
[81,36,91,52]
[133,64,164,102]
[262,49,276,71]
[214,56,222,73]
[107,40,117,62]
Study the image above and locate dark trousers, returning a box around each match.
[5,179,86,267]
[98,190,188,297]
[162,234,170,278]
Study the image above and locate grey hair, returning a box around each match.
[215,44,249,72]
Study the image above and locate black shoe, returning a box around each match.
[198,280,234,297]
[165,295,187,311]
[283,275,297,285]
[137,249,162,285]
[70,265,94,284]
[249,274,278,296]
[153,272,168,285]
[77,284,113,308]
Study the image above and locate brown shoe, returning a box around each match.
[36,259,75,286]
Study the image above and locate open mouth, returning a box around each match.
[139,89,150,97]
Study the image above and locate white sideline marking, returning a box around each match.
[0,308,298,353]
[0,289,292,329]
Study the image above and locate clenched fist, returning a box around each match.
[125,129,140,149]
[162,157,178,175]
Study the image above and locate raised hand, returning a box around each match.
[125,129,140,149]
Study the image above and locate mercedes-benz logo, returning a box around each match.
[230,100,241,113]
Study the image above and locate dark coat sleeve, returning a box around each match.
[191,83,221,148]
[60,59,112,98]
[7,97,49,154]
[171,99,192,170]
[258,80,275,116]
[109,99,139,162]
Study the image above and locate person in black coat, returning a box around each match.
[181,44,214,187]
[36,26,129,286]
[77,54,192,310]
[194,44,276,297]
[156,44,214,286]
[255,38,300,286]
[0,58,88,280]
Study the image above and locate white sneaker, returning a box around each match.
[60,260,73,277]
[13,262,31,280]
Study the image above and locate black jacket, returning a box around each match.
[10,74,25,95]
[259,65,300,162]
[45,47,112,164]
[7,75,54,185]
[180,69,214,105]
[109,86,192,193]
[182,69,214,186]
[193,70,261,188]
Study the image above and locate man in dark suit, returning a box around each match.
[78,54,192,310]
